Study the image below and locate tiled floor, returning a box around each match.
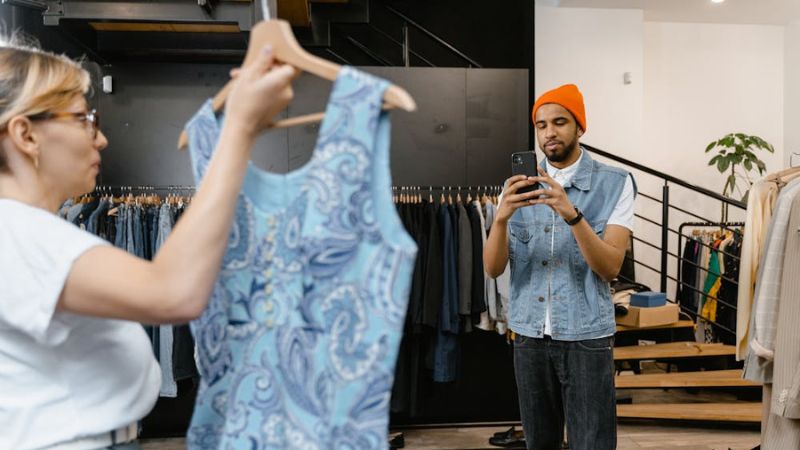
[140,422,760,449]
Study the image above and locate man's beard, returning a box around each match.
[544,137,579,163]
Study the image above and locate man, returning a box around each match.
[483,84,635,450]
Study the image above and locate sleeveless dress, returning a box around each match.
[185,67,418,449]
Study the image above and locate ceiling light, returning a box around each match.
[711,0,725,3]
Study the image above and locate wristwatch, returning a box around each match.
[564,207,583,226]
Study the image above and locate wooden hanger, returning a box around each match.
[177,20,416,150]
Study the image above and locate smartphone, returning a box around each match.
[511,151,540,194]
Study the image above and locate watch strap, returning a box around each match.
[565,207,583,226]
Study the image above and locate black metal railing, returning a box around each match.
[583,144,747,339]
[383,5,483,68]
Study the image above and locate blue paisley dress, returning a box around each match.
[185,67,418,449]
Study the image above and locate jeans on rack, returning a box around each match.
[131,205,145,259]
[513,334,616,450]
[114,205,127,250]
[86,199,109,236]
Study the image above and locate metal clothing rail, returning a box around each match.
[392,185,502,191]
[675,221,745,337]
[94,185,196,192]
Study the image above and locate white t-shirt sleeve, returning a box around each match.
[0,201,110,345]
[606,174,635,231]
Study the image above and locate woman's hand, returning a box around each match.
[224,46,298,139]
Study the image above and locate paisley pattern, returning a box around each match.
[185,67,417,450]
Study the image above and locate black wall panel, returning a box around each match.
[466,69,529,186]
[97,65,527,188]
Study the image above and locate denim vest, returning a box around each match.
[507,149,633,341]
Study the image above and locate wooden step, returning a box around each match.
[616,369,760,389]
[616,319,694,332]
[617,402,761,423]
[614,342,735,361]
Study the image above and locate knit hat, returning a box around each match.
[532,84,586,132]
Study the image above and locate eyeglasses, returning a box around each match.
[28,108,100,139]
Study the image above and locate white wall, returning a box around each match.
[534,6,644,161]
[642,21,784,296]
[644,21,784,198]
[786,21,800,169]
[535,5,787,297]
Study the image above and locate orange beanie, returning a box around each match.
[532,84,586,132]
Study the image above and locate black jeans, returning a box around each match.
[514,334,616,450]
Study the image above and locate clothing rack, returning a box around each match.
[676,221,745,339]
[392,185,502,192]
[94,185,196,193]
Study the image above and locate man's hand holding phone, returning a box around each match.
[495,175,540,224]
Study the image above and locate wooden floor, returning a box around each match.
[140,423,761,450]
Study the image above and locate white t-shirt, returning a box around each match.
[0,199,161,450]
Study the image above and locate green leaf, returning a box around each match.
[741,191,749,203]
[705,141,717,152]
[744,159,753,171]
[708,155,721,166]
[720,136,735,147]
[756,160,766,173]
[719,157,731,173]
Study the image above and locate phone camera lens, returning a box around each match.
[513,155,522,164]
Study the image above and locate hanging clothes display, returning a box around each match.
[185,67,417,449]
[762,191,800,449]
[389,186,509,418]
[736,168,800,360]
[744,177,800,383]
[677,224,743,345]
[734,166,800,448]
[59,189,199,398]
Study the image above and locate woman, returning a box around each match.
[0,39,295,450]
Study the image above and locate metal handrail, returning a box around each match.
[583,144,747,210]
[384,5,483,68]
[583,143,749,341]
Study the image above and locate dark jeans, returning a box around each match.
[514,334,616,450]
[99,442,140,450]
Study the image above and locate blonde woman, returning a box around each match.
[0,40,295,450]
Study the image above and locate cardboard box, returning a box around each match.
[615,303,679,328]
[630,291,667,308]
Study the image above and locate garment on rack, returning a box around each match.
[744,177,800,383]
[762,192,800,448]
[434,203,460,382]
[737,168,800,360]
[73,196,195,398]
[186,67,417,449]
[457,201,473,330]
[678,228,742,344]
[717,233,741,344]
[678,238,701,311]
[700,240,722,323]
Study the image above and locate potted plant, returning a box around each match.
[705,133,773,219]
[705,133,773,221]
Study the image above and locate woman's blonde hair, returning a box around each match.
[0,33,91,171]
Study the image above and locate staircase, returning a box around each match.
[614,319,761,424]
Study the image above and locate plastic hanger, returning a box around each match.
[178,20,416,150]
